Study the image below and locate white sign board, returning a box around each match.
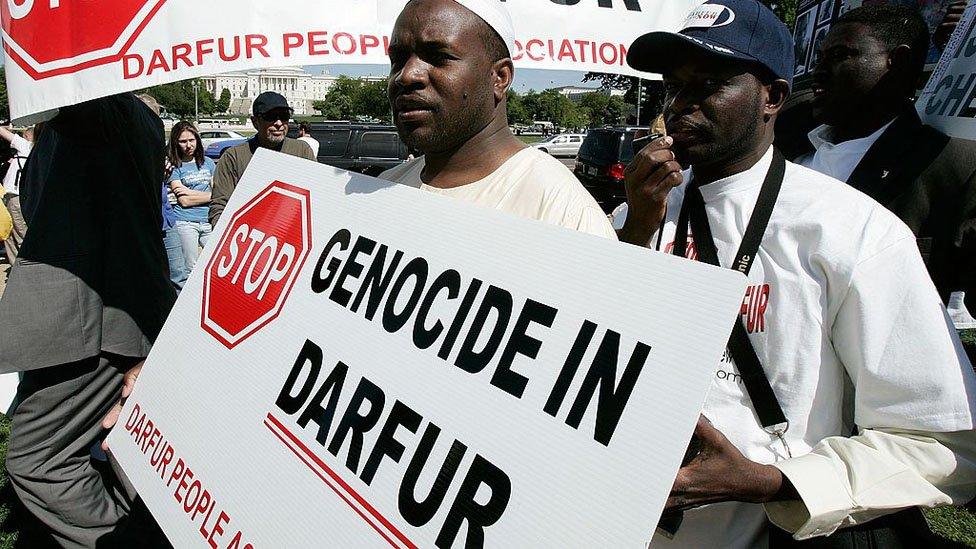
[107,149,747,548]
[918,0,976,139]
[1,0,698,123]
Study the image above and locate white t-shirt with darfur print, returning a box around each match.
[615,147,976,548]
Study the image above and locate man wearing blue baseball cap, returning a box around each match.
[615,0,976,546]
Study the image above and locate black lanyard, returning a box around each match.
[672,149,790,435]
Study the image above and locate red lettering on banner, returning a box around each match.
[122,54,143,79]
[309,31,330,55]
[121,31,630,82]
[196,39,215,65]
[283,32,305,57]
[146,49,170,76]
[120,403,255,549]
[599,42,619,65]
[172,43,193,70]
[245,34,270,59]
[333,32,357,55]
[219,36,241,62]
[574,39,588,62]
[360,34,381,55]
[558,39,577,62]
[509,38,627,66]
[527,39,544,61]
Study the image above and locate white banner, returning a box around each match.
[917,0,976,139]
[106,150,747,548]
[1,0,699,123]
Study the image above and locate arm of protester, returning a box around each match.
[934,0,967,52]
[766,224,976,539]
[617,135,682,246]
[172,185,212,208]
[0,126,18,145]
[100,361,144,451]
[209,151,236,226]
[766,429,976,538]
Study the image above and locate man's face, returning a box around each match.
[387,0,498,153]
[252,108,290,147]
[662,53,766,167]
[811,23,889,126]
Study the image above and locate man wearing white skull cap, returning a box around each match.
[381,0,615,238]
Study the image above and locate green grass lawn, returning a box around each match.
[517,135,544,144]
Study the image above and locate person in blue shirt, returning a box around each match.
[160,178,186,289]
[166,121,214,288]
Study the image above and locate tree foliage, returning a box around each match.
[507,88,627,129]
[216,88,232,114]
[506,90,532,125]
[312,76,391,121]
[143,79,215,118]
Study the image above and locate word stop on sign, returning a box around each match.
[202,181,312,349]
[216,225,297,301]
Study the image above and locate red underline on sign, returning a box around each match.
[264,413,418,549]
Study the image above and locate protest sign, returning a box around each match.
[0,0,700,123]
[917,0,976,139]
[106,150,748,548]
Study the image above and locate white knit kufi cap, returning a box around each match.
[452,0,517,58]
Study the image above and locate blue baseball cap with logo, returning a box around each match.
[627,0,795,88]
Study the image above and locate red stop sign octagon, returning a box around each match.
[1,0,167,79]
[202,181,313,350]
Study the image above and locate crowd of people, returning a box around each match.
[0,0,972,547]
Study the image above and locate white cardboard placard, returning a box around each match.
[107,149,747,548]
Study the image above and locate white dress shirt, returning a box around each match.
[794,120,895,183]
[614,148,976,547]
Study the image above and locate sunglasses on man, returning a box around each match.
[259,111,291,123]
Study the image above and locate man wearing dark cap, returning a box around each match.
[615,0,976,546]
[209,91,315,225]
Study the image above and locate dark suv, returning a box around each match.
[573,127,646,213]
[309,123,409,176]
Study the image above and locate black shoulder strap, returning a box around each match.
[678,150,788,431]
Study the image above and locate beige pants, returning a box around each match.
[3,194,27,263]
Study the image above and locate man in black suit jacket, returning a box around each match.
[793,5,976,317]
[0,93,176,547]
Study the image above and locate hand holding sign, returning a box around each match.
[101,360,145,451]
[665,416,794,512]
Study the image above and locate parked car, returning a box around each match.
[205,138,247,160]
[309,123,409,176]
[573,126,647,213]
[199,129,246,148]
[530,133,586,157]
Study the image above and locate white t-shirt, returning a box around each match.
[615,148,975,548]
[379,147,616,239]
[3,135,32,195]
[298,135,320,158]
[794,121,893,182]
